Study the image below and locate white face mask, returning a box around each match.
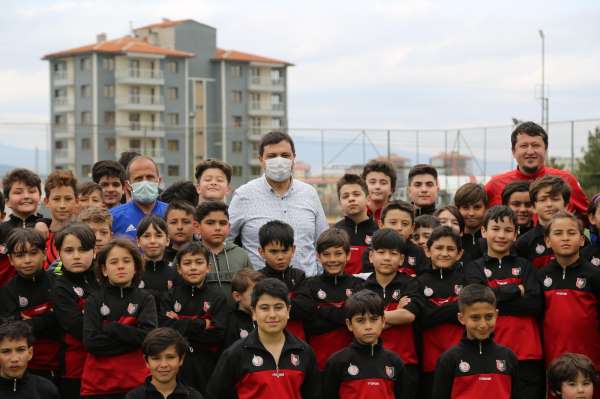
[265,156,293,182]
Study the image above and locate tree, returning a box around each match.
[576,127,600,196]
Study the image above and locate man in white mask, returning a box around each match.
[110,155,168,239]
[229,132,328,277]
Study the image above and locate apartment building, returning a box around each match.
[43,18,292,186]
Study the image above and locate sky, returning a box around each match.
[1,0,599,170]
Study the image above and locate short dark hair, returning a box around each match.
[458,284,496,312]
[454,183,487,208]
[547,353,599,395]
[118,151,141,173]
[511,121,548,150]
[231,268,265,294]
[482,205,517,230]
[434,205,466,234]
[259,131,295,157]
[55,223,96,252]
[6,228,45,255]
[96,239,144,284]
[0,191,4,213]
[408,164,438,184]
[589,193,600,216]
[165,200,196,220]
[544,210,583,238]
[316,228,350,254]
[195,159,233,184]
[381,200,415,224]
[91,160,126,184]
[175,241,210,266]
[345,289,384,320]
[371,228,405,253]
[501,181,530,206]
[195,201,229,223]
[3,168,41,199]
[336,174,368,199]
[529,174,571,204]
[251,277,290,307]
[159,181,199,207]
[45,169,78,198]
[0,321,33,346]
[362,159,397,193]
[427,226,462,251]
[142,327,188,359]
[78,181,103,198]
[258,220,294,250]
[415,215,440,230]
[136,215,168,238]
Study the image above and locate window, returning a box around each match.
[104,112,115,128]
[54,88,66,98]
[271,68,282,83]
[55,140,66,150]
[80,85,91,98]
[81,165,92,177]
[231,65,241,78]
[168,165,180,177]
[129,113,141,130]
[233,116,242,128]
[167,61,178,73]
[167,87,179,100]
[250,68,260,78]
[81,111,92,126]
[251,166,261,175]
[105,137,115,152]
[232,166,243,177]
[232,141,242,153]
[232,90,242,103]
[54,114,66,127]
[167,113,180,127]
[102,58,114,71]
[167,140,179,152]
[272,117,283,128]
[80,57,91,71]
[129,138,141,150]
[81,138,91,151]
[103,84,114,97]
[129,86,140,103]
[272,94,283,110]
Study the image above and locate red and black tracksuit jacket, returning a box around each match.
[414,203,436,217]
[461,231,483,264]
[432,336,518,399]
[258,264,306,340]
[582,243,600,268]
[514,224,554,269]
[0,269,61,374]
[139,258,179,307]
[362,240,428,277]
[51,268,99,381]
[417,264,468,373]
[205,329,321,399]
[322,339,405,399]
[159,279,228,394]
[0,372,60,399]
[294,272,364,370]
[364,272,422,366]
[0,213,45,287]
[466,254,543,361]
[538,258,600,368]
[125,376,204,399]
[81,284,157,396]
[335,216,379,274]
[223,306,255,350]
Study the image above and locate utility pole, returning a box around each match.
[539,30,549,133]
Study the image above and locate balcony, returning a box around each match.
[116,95,165,112]
[248,101,285,117]
[54,148,75,164]
[248,75,285,92]
[53,70,73,86]
[247,128,264,141]
[54,97,74,112]
[248,151,261,166]
[116,68,164,85]
[116,125,166,138]
[53,125,75,139]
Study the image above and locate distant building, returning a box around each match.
[430,151,473,176]
[43,18,292,186]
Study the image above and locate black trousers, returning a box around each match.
[417,371,434,399]
[402,364,419,399]
[514,359,545,399]
[60,378,82,399]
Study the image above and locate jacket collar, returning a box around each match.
[243,329,305,353]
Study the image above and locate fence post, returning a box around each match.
[387,130,391,160]
[362,130,366,164]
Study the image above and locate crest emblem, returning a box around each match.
[138,280,145,289]
[167,280,173,289]
[317,289,327,300]
[536,244,546,254]
[73,287,84,297]
[239,329,249,339]
[408,256,416,266]
[459,360,470,373]
[365,235,372,245]
[100,303,110,316]
[454,285,463,295]
[345,288,353,297]
[173,301,182,313]
[423,286,433,297]
[511,268,521,276]
[496,359,506,372]
[392,290,400,300]
[290,353,300,367]
[544,276,553,288]
[252,354,263,367]
[484,268,492,278]
[127,303,138,315]
[18,296,28,308]
[592,257,600,267]
[203,301,210,312]
[385,365,395,378]
[347,363,359,376]
[576,277,587,289]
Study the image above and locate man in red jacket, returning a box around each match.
[485,122,588,218]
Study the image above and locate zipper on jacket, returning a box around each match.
[371,344,374,357]
[355,223,358,235]
[120,287,124,299]
[191,286,195,297]
[13,378,16,392]
[563,268,566,280]
[334,275,338,286]
[479,341,482,355]
[439,269,443,279]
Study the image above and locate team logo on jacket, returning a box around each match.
[365,235,372,245]
[459,360,470,373]
[18,296,28,308]
[173,301,182,313]
[392,290,400,300]
[73,287,84,297]
[317,289,327,300]
[347,363,359,376]
[239,329,249,339]
[423,286,433,297]
[576,277,587,289]
[408,257,416,266]
[496,360,506,372]
[592,257,600,267]
[203,301,210,312]
[511,268,521,276]
[100,303,110,316]
[252,354,263,367]
[385,366,395,379]
[484,268,492,278]
[138,280,145,289]
[290,353,300,367]
[544,276,553,288]
[127,303,138,315]
[345,289,353,297]
[454,285,463,295]
[536,244,546,254]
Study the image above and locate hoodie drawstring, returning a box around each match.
[211,252,223,287]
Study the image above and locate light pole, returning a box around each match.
[538,29,548,132]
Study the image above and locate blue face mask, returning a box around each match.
[131,181,159,204]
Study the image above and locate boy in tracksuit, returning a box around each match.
[164,200,196,267]
[501,181,534,238]
[466,205,544,399]
[583,196,600,266]
[432,284,518,399]
[538,211,600,370]
[363,228,422,399]
[257,220,306,340]
[323,289,405,398]
[294,228,364,370]
[417,226,469,399]
[206,278,321,399]
[0,228,61,382]
[454,183,486,262]
[335,173,379,274]
[160,241,228,395]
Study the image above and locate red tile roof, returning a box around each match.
[135,18,193,30]
[43,36,194,59]
[213,48,292,65]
